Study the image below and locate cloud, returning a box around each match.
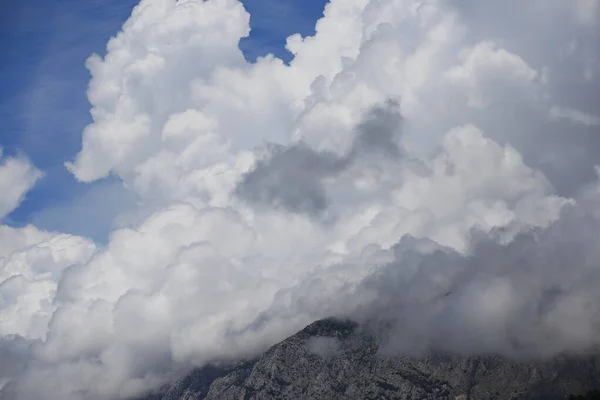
[0,149,42,221]
[307,336,341,357]
[0,223,96,396]
[235,100,402,217]
[1,0,600,399]
[0,225,96,340]
[235,142,347,216]
[550,106,600,127]
[64,0,252,183]
[345,183,600,358]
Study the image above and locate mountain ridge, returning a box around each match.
[139,318,600,400]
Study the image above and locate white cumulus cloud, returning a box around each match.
[1,0,600,399]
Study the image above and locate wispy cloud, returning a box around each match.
[550,106,600,127]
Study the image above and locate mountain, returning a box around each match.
[140,319,600,400]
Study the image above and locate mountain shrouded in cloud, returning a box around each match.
[1,0,600,399]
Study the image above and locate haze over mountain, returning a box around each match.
[1,0,600,399]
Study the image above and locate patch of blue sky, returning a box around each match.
[0,0,141,240]
[240,0,326,63]
[0,0,327,241]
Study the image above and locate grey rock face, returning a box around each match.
[141,319,600,400]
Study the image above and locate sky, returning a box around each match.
[1,1,600,399]
[0,0,139,236]
[0,0,326,240]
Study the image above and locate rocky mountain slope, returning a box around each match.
[141,319,600,400]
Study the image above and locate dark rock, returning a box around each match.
[139,319,600,400]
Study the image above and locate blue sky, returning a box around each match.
[0,0,326,240]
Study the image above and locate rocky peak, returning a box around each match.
[140,319,600,400]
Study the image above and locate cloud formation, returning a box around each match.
[348,184,600,358]
[235,101,403,217]
[1,0,600,399]
[0,149,42,221]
